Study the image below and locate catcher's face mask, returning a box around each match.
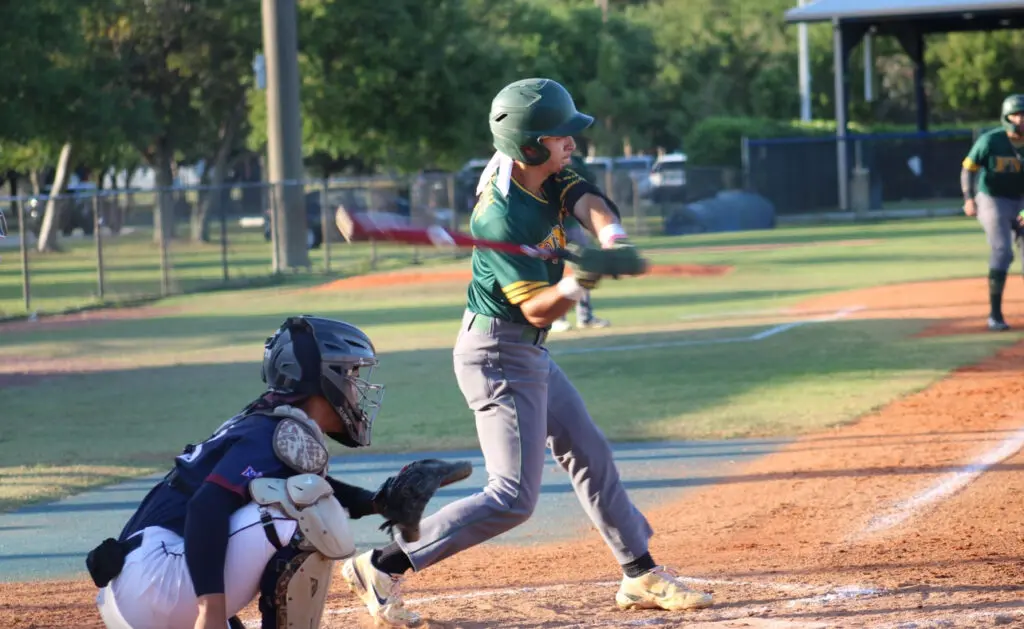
[320,354,384,448]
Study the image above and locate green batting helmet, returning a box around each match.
[1001,94,1024,132]
[489,78,594,166]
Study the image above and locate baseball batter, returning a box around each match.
[86,315,468,629]
[962,94,1024,331]
[342,78,714,627]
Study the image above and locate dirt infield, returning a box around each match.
[4,275,1024,628]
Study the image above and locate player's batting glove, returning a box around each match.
[566,243,647,286]
[565,244,604,289]
[372,458,473,543]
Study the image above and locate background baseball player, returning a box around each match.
[341,78,714,628]
[85,315,469,629]
[551,153,611,332]
[962,93,1024,331]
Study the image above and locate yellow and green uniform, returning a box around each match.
[963,128,1024,199]
[466,169,585,324]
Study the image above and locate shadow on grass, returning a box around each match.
[0,288,826,346]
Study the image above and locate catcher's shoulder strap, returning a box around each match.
[264,405,330,477]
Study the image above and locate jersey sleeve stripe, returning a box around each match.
[963,157,980,172]
[206,473,246,496]
[503,282,548,304]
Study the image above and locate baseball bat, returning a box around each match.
[333,207,571,261]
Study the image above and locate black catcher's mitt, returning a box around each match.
[373,458,473,542]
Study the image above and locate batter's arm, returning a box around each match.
[520,287,579,328]
[961,167,976,200]
[571,192,624,244]
[550,170,628,245]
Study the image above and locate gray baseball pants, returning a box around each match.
[397,310,653,571]
[976,192,1024,271]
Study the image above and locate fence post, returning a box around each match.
[631,178,642,236]
[18,200,30,313]
[220,187,229,283]
[93,194,105,300]
[741,136,751,191]
[158,188,172,296]
[269,182,281,274]
[320,181,331,274]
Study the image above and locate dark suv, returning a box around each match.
[26,183,99,237]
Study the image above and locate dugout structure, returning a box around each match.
[784,0,1024,211]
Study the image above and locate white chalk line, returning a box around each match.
[238,576,825,626]
[857,423,1024,538]
[554,305,865,355]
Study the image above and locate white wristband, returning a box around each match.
[557,276,587,302]
[598,223,628,248]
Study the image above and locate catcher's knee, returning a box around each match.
[258,547,334,629]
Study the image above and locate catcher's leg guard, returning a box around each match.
[258,546,334,629]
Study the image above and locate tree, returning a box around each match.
[249,0,504,173]
[86,0,261,243]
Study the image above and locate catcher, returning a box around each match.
[85,315,470,629]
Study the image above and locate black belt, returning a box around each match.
[468,313,548,345]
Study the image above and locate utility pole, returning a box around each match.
[798,0,811,121]
[261,0,308,272]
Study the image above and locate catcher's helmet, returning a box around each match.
[261,315,384,448]
[489,78,594,166]
[1001,94,1024,133]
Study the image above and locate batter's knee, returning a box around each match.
[486,483,538,532]
[992,247,1014,272]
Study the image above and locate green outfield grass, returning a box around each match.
[0,216,1018,511]
[0,224,466,318]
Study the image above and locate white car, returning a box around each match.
[649,152,688,202]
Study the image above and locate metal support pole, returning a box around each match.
[864,32,874,102]
[833,19,850,212]
[798,0,811,121]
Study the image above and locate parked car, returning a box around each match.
[26,182,100,237]
[649,152,688,203]
[614,156,654,200]
[454,158,492,213]
[262,190,329,249]
[262,188,410,249]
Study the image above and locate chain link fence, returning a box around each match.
[742,130,978,214]
[0,175,465,318]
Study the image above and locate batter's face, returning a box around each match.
[539,136,576,173]
[1010,113,1024,134]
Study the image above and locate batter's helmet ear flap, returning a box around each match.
[520,144,549,166]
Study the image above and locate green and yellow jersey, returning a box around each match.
[466,168,585,324]
[963,128,1024,199]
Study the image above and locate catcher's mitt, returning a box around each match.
[372,458,473,542]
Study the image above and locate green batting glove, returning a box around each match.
[565,244,648,286]
[565,244,603,289]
